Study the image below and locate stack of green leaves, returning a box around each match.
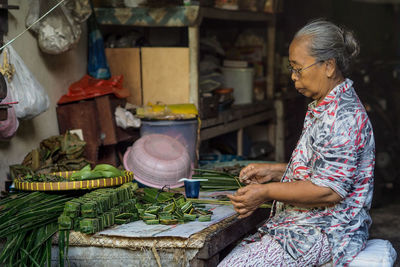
[0,191,72,266]
[136,188,213,225]
[57,182,139,267]
[192,168,244,191]
[57,182,139,234]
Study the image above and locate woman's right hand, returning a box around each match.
[227,184,270,218]
[239,163,286,184]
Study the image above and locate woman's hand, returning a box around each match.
[227,184,270,219]
[227,180,342,218]
[239,163,286,185]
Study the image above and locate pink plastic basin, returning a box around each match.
[123,134,191,189]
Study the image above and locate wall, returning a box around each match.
[280,0,398,60]
[0,0,88,192]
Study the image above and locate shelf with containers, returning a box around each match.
[94,4,285,161]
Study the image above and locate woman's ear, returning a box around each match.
[325,58,336,78]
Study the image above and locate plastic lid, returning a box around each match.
[123,134,191,189]
[214,88,234,94]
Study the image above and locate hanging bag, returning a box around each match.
[26,0,91,55]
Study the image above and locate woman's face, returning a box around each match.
[288,37,331,103]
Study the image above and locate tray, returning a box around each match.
[14,171,134,191]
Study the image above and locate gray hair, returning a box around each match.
[294,19,360,75]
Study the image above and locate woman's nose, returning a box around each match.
[291,72,298,82]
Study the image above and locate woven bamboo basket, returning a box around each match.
[14,171,134,191]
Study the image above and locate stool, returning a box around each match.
[321,239,397,267]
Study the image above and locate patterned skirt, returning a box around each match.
[218,232,332,267]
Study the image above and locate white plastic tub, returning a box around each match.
[140,119,198,165]
[222,67,254,105]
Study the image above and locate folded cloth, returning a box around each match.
[321,239,397,267]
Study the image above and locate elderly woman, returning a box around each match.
[219,20,375,267]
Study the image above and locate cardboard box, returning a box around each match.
[105,48,142,105]
[105,47,190,106]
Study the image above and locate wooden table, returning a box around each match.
[191,208,270,266]
[53,208,270,267]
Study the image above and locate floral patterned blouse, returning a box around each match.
[259,79,375,266]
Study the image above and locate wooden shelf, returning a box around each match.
[200,7,274,22]
[94,5,281,159]
[94,6,274,27]
[200,101,274,141]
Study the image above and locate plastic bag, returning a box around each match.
[58,75,129,104]
[26,0,91,55]
[0,89,19,140]
[87,3,111,79]
[1,45,50,120]
[114,106,141,129]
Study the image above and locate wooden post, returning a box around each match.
[0,0,7,47]
[266,17,278,161]
[266,17,276,99]
[0,0,19,47]
[188,25,199,107]
[237,128,243,156]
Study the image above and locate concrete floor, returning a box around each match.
[369,189,400,266]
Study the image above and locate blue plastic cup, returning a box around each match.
[184,180,200,198]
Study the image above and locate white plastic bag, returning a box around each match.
[114,106,141,129]
[26,0,91,55]
[1,46,50,120]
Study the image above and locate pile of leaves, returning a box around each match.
[9,132,89,180]
[192,168,244,191]
[21,173,67,182]
[135,187,213,225]
[210,164,246,176]
[0,182,217,266]
[0,192,72,266]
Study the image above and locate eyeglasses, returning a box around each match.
[287,61,323,77]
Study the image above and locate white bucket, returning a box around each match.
[222,67,254,105]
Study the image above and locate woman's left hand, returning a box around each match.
[227,184,269,219]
